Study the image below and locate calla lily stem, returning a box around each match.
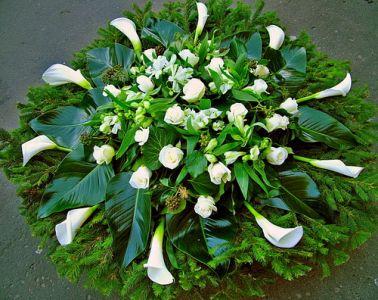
[155,218,165,242]
[56,145,73,152]
[244,201,262,219]
[293,155,313,163]
[296,93,319,103]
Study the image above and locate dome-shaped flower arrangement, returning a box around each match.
[1,0,377,298]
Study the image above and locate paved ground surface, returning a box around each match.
[0,0,377,299]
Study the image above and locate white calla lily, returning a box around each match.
[55,205,98,245]
[194,2,208,43]
[42,64,92,89]
[144,219,174,285]
[266,25,285,50]
[294,155,363,178]
[110,18,142,55]
[245,202,303,248]
[297,73,352,103]
[22,135,58,166]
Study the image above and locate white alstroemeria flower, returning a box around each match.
[194,2,209,43]
[250,145,260,161]
[245,202,303,248]
[42,64,92,89]
[164,104,186,125]
[129,166,152,189]
[266,25,285,50]
[194,196,217,218]
[146,55,173,79]
[293,155,364,178]
[178,49,199,66]
[280,97,298,114]
[22,135,57,166]
[248,79,268,95]
[100,115,120,135]
[253,65,270,78]
[212,120,225,131]
[134,127,150,146]
[208,162,231,185]
[181,78,206,103]
[111,116,122,134]
[316,73,352,99]
[144,220,174,285]
[265,113,290,132]
[143,48,157,63]
[201,108,222,119]
[206,57,224,74]
[110,18,142,55]
[219,72,234,94]
[93,145,115,165]
[102,84,121,97]
[227,103,248,123]
[136,75,154,93]
[55,206,98,246]
[159,145,184,169]
[224,151,246,165]
[266,147,288,166]
[205,154,217,163]
[167,65,193,92]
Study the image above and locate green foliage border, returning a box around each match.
[0,0,377,298]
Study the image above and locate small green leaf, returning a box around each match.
[186,150,207,178]
[212,142,241,156]
[245,32,262,59]
[199,98,212,109]
[243,163,269,195]
[116,126,138,159]
[231,89,259,102]
[234,162,249,199]
[189,173,218,195]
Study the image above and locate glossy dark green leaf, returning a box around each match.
[231,89,259,102]
[30,98,96,149]
[244,163,269,195]
[297,106,356,149]
[229,38,247,61]
[142,127,177,170]
[261,197,290,211]
[116,126,138,159]
[280,47,306,73]
[265,47,285,72]
[166,206,236,267]
[141,19,184,47]
[87,43,135,87]
[234,162,249,200]
[186,150,207,178]
[245,32,262,59]
[278,170,323,219]
[189,173,218,195]
[88,88,112,106]
[38,144,114,217]
[105,172,151,267]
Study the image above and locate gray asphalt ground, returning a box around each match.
[0,0,377,299]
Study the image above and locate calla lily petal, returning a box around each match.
[311,159,363,178]
[55,206,98,245]
[316,73,352,99]
[144,220,174,285]
[255,216,303,248]
[266,25,285,50]
[22,135,57,166]
[110,17,142,55]
[42,64,92,89]
[194,2,208,43]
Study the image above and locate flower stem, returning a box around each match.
[244,201,262,219]
[296,93,319,103]
[56,145,72,152]
[293,155,313,163]
[155,218,165,242]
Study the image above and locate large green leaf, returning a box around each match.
[234,162,249,200]
[30,98,97,149]
[166,206,236,267]
[278,47,307,89]
[186,150,207,178]
[245,32,262,60]
[189,173,218,195]
[88,88,112,106]
[142,127,177,171]
[297,106,356,149]
[141,19,184,47]
[87,43,135,87]
[38,144,114,217]
[105,172,151,267]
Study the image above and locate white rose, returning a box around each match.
[164,104,185,125]
[143,48,156,63]
[134,127,150,146]
[253,65,270,78]
[159,145,184,169]
[266,113,290,132]
[206,57,224,74]
[178,49,199,66]
[227,103,248,122]
[250,79,268,95]
[102,84,121,97]
[279,97,298,114]
[250,145,260,161]
[266,147,288,165]
[181,78,206,103]
[129,165,152,189]
[224,151,245,165]
[93,145,115,165]
[194,196,217,218]
[208,162,231,185]
[137,75,154,93]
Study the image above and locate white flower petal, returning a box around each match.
[42,64,92,89]
[311,159,363,178]
[316,73,352,99]
[110,18,142,53]
[22,135,57,166]
[266,25,285,50]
